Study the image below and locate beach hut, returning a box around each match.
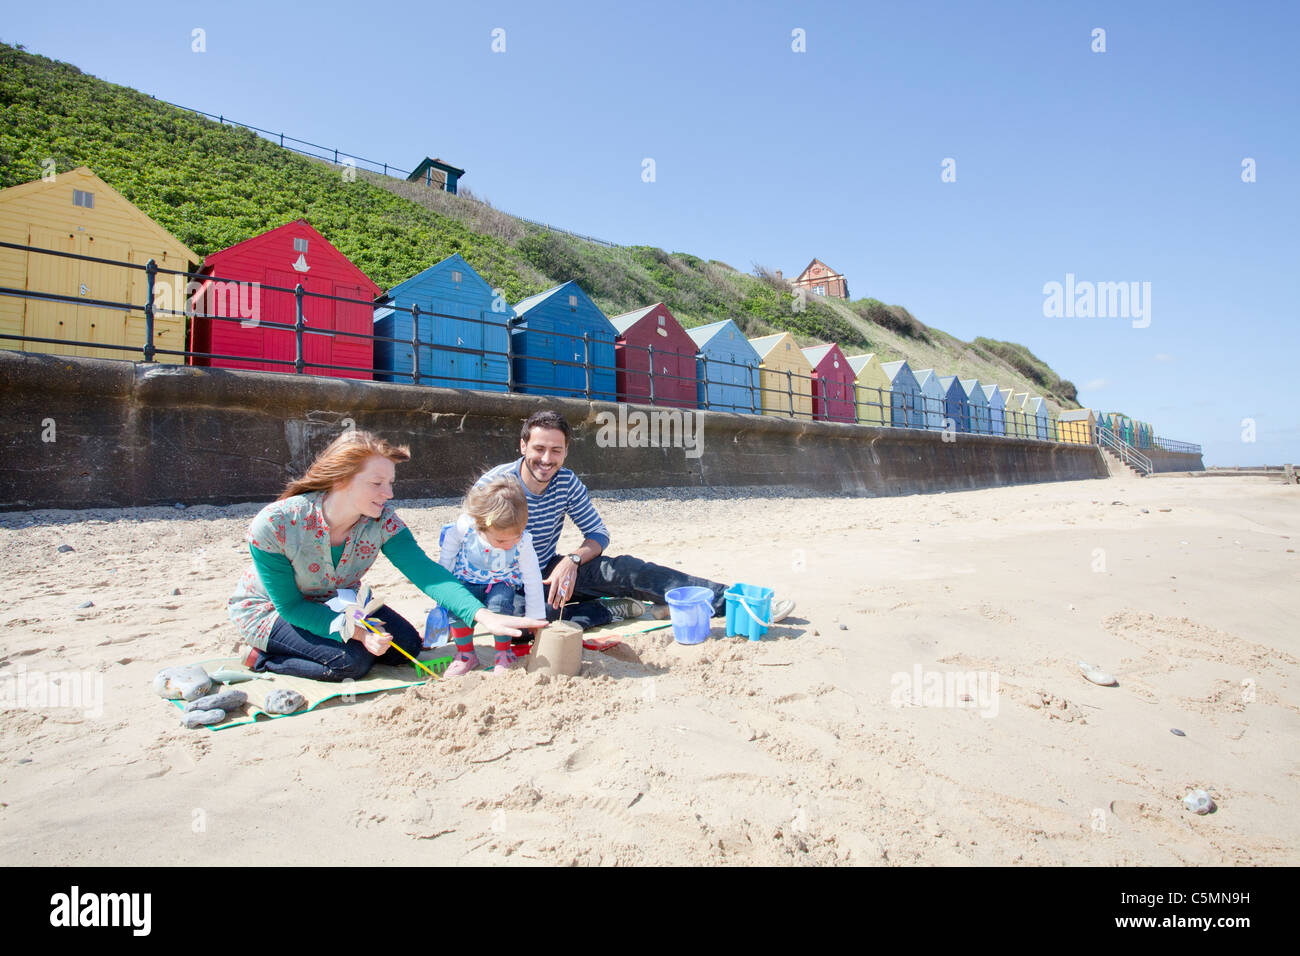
[937,375,972,433]
[372,253,511,391]
[0,166,198,363]
[801,343,857,423]
[1057,409,1095,444]
[688,319,761,414]
[960,379,990,434]
[880,359,924,428]
[845,353,892,426]
[609,303,697,408]
[749,332,814,419]
[1022,395,1049,439]
[982,384,1006,436]
[190,220,380,379]
[1009,392,1029,437]
[510,281,617,401]
[913,369,948,431]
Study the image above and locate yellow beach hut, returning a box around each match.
[1058,408,1096,444]
[845,353,892,426]
[749,332,814,419]
[0,167,198,363]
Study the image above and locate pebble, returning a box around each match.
[263,689,307,715]
[1111,500,1124,505]
[57,544,74,553]
[182,709,225,728]
[1140,508,1149,514]
[838,624,847,631]
[172,587,181,595]
[1159,508,1172,512]
[76,600,93,609]
[1171,728,1186,737]
[174,503,186,510]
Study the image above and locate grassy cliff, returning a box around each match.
[0,41,1078,411]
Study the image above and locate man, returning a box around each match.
[475,410,795,630]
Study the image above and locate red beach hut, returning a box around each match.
[609,302,698,408]
[189,220,381,379]
[801,343,856,423]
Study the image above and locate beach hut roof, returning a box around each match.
[609,303,663,334]
[845,353,878,374]
[1059,409,1094,421]
[982,384,1002,402]
[880,359,912,378]
[748,332,806,360]
[801,344,835,366]
[938,374,961,392]
[959,378,985,398]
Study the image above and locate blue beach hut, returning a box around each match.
[982,383,1006,436]
[937,375,971,432]
[913,369,947,431]
[687,319,761,414]
[960,378,990,434]
[373,253,511,390]
[880,359,924,428]
[511,282,617,401]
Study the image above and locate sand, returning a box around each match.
[0,475,1297,866]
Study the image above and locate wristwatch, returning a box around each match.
[566,552,582,566]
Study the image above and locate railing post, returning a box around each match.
[143,259,157,362]
[583,333,591,400]
[294,284,305,374]
[699,356,709,410]
[786,369,794,419]
[410,303,421,386]
[647,344,655,405]
[506,319,516,392]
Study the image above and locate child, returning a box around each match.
[438,477,545,675]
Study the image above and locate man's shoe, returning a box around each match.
[770,598,796,624]
[603,598,646,623]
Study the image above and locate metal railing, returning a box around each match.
[1097,426,1154,475]
[158,99,621,247]
[1,241,1195,450]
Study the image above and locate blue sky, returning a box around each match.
[6,0,1297,465]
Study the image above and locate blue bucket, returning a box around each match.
[724,583,774,641]
[664,586,714,645]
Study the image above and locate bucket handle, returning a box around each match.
[737,597,772,628]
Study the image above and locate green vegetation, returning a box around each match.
[1,41,1079,408]
[972,338,1078,404]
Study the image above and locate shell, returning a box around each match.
[1182,789,1214,814]
[1077,660,1118,686]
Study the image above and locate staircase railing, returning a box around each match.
[1097,427,1153,475]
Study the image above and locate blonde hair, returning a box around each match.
[279,430,411,500]
[464,477,527,533]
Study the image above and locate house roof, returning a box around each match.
[406,156,466,182]
[794,258,843,281]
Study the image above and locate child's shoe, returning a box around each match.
[445,649,480,677]
[492,648,520,674]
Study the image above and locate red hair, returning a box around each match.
[279,430,411,500]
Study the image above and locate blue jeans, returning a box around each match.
[448,580,522,628]
[258,604,423,682]
[542,553,728,630]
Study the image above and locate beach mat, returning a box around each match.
[165,653,451,731]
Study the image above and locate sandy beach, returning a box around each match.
[0,474,1296,866]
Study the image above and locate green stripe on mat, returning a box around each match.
[165,655,451,731]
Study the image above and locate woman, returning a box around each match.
[228,430,546,680]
